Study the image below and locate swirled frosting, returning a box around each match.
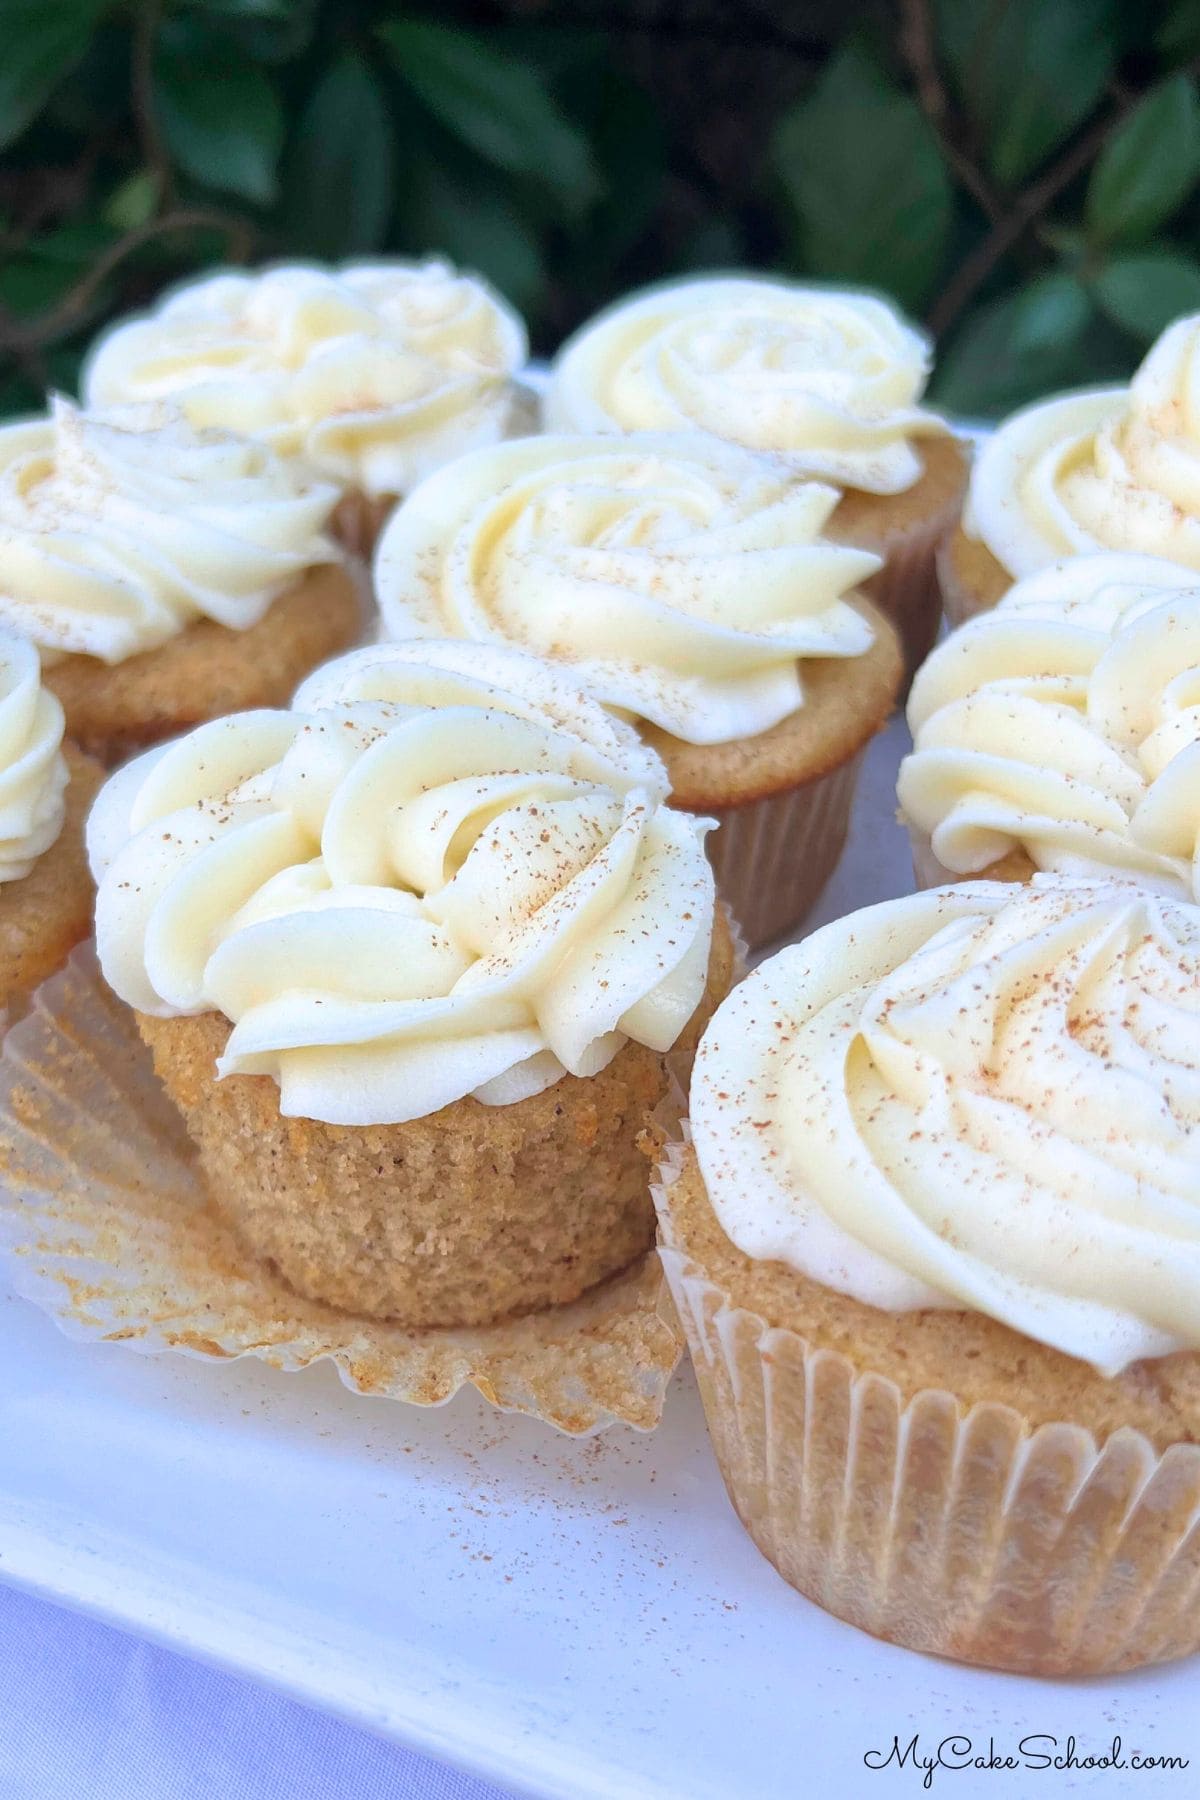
[0,629,68,882]
[90,640,715,1125]
[84,260,529,499]
[545,277,949,494]
[898,554,1200,896]
[0,398,338,663]
[374,433,881,744]
[690,877,1200,1373]
[968,314,1200,575]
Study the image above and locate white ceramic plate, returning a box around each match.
[0,721,1194,1800]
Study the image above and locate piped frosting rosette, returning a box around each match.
[374,433,881,745]
[967,313,1200,575]
[545,276,948,493]
[689,875,1200,1375]
[0,629,67,882]
[0,397,338,662]
[89,640,715,1125]
[899,553,1200,896]
[84,259,528,498]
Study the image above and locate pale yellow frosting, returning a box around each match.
[89,640,715,1125]
[899,554,1200,895]
[0,398,338,663]
[84,259,529,498]
[690,877,1200,1374]
[545,276,948,493]
[374,433,880,745]
[0,629,67,883]
[968,313,1200,575]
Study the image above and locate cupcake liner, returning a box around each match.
[651,1120,1200,1675]
[0,945,684,1436]
[860,498,961,681]
[935,531,995,631]
[703,748,864,952]
[906,824,1034,893]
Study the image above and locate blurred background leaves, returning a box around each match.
[1,0,1199,418]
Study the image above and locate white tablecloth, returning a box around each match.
[0,1585,516,1800]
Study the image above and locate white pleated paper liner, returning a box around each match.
[0,944,685,1436]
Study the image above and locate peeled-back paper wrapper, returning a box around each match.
[650,1114,1200,1676]
[0,945,688,1436]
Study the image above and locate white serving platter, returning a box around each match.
[0,719,1194,1800]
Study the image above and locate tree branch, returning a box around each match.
[132,0,173,208]
[898,0,1002,224]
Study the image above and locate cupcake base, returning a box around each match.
[908,825,1036,892]
[936,522,1012,629]
[0,743,105,1020]
[654,1130,1200,1675]
[44,563,365,764]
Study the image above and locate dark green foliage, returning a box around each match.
[1,0,1198,417]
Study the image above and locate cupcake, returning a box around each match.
[656,876,1200,1675]
[0,397,360,764]
[941,311,1200,626]
[545,275,968,673]
[0,629,103,1017]
[373,433,901,947]
[83,258,531,556]
[899,553,1200,893]
[88,639,732,1330]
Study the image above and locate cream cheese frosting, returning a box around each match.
[898,553,1200,895]
[83,259,529,499]
[0,629,68,883]
[545,276,949,494]
[0,397,338,663]
[690,876,1200,1374]
[90,639,715,1125]
[374,433,881,745]
[967,313,1200,576]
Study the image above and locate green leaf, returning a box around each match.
[155,27,284,203]
[398,156,545,315]
[1157,0,1200,64]
[104,170,159,232]
[0,0,109,150]
[567,71,664,273]
[378,19,599,208]
[932,274,1097,414]
[935,0,1116,187]
[772,44,951,312]
[1086,75,1200,244]
[1093,249,1200,339]
[287,52,395,257]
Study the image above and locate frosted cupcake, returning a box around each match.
[656,876,1200,1675]
[899,553,1200,892]
[83,259,531,556]
[0,629,103,1017]
[942,311,1200,625]
[0,398,359,764]
[374,433,900,947]
[89,639,731,1329]
[545,276,967,672]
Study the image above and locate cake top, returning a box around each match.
[0,397,338,664]
[545,275,949,494]
[83,258,529,499]
[690,875,1200,1375]
[898,552,1200,898]
[89,639,715,1126]
[0,628,68,884]
[373,432,881,746]
[967,311,1200,577]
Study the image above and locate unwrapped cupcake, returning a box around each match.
[545,275,967,672]
[83,259,530,556]
[374,432,901,947]
[899,552,1200,893]
[0,397,359,764]
[88,639,732,1330]
[656,875,1200,1675]
[941,310,1200,625]
[0,629,103,1016]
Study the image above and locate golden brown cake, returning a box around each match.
[937,518,1012,625]
[84,259,532,559]
[544,275,965,672]
[89,639,728,1330]
[656,878,1200,1675]
[0,398,356,765]
[375,433,903,946]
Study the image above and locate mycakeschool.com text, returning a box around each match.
[863,1734,1189,1789]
